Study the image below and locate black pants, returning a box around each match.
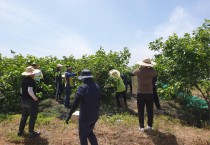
[18,99,38,133]
[115,91,127,108]
[127,80,132,93]
[55,82,63,100]
[153,86,161,109]
[79,120,98,145]
[137,93,154,128]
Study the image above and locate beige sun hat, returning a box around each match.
[137,57,156,67]
[109,69,121,78]
[21,66,40,76]
[57,64,63,67]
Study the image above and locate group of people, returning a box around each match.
[17,57,163,144]
[54,64,77,108]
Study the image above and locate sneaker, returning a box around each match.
[139,128,144,132]
[145,126,153,131]
[29,131,41,138]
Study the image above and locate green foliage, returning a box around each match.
[0,47,131,111]
[149,19,210,124]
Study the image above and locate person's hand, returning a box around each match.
[34,97,38,101]
[66,116,70,124]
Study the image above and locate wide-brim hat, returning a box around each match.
[137,57,156,67]
[22,66,40,76]
[57,64,63,67]
[109,69,120,78]
[78,69,94,80]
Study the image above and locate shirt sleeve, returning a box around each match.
[132,69,139,76]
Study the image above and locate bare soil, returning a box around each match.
[0,97,210,145]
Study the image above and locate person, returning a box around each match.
[66,69,101,145]
[55,64,64,102]
[109,69,127,109]
[153,76,164,113]
[64,66,77,108]
[131,58,157,132]
[127,74,133,94]
[120,73,128,92]
[31,63,43,83]
[18,66,41,138]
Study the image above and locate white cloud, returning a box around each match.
[154,6,198,39]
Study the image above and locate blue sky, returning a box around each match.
[0,0,209,66]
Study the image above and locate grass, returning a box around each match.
[0,98,210,145]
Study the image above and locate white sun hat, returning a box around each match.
[109,69,121,78]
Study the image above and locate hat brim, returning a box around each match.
[21,69,40,76]
[137,61,156,67]
[109,69,120,78]
[78,75,94,80]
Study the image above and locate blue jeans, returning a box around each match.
[65,85,72,107]
[18,99,38,133]
[79,120,98,145]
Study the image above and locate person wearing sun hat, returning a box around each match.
[64,66,77,108]
[131,57,157,132]
[109,69,127,109]
[66,69,101,145]
[55,64,64,101]
[18,66,41,138]
[31,63,43,82]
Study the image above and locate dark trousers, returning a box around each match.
[115,91,127,108]
[55,82,63,100]
[153,86,161,109]
[18,99,38,133]
[79,120,98,145]
[65,85,72,107]
[127,80,132,93]
[137,93,154,128]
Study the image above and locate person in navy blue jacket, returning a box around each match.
[66,69,101,145]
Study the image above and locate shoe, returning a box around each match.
[139,128,144,132]
[145,126,153,131]
[17,131,24,136]
[29,131,41,138]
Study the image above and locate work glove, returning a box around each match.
[65,116,71,124]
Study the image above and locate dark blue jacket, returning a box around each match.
[67,78,101,122]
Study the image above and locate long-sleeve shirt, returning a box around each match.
[132,67,157,94]
[67,79,101,122]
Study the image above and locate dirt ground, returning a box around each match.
[0,96,210,145]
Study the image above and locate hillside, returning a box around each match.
[0,96,210,145]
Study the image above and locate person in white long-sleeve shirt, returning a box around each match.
[18,66,41,138]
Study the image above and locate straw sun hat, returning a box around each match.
[109,69,120,78]
[137,57,156,67]
[21,66,40,76]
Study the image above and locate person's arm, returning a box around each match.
[66,94,81,123]
[28,87,38,101]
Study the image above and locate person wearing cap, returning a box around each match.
[55,64,64,101]
[131,57,157,132]
[18,66,41,138]
[64,66,77,108]
[109,69,127,109]
[66,69,101,145]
